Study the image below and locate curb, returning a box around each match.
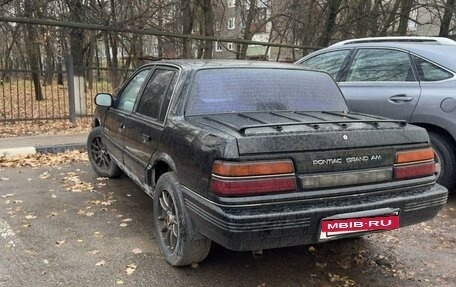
[0,143,86,158]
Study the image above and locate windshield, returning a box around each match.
[185,68,348,115]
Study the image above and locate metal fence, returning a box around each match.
[0,58,134,124]
[1,67,69,122]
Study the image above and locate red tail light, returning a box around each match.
[211,160,296,196]
[394,162,436,180]
[211,176,296,196]
[394,148,436,180]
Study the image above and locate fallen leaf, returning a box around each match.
[95,260,106,266]
[0,177,10,181]
[87,250,100,255]
[25,214,37,219]
[119,223,128,227]
[116,280,124,285]
[1,193,15,198]
[126,263,137,275]
[39,172,51,179]
[55,240,65,246]
[132,248,142,254]
[122,218,132,222]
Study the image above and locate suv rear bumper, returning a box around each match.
[182,184,448,251]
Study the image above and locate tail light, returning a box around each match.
[211,160,296,196]
[394,148,436,180]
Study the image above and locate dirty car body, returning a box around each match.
[88,60,448,266]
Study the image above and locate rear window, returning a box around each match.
[413,56,453,81]
[185,68,348,115]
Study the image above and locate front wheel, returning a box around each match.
[87,126,122,178]
[153,172,211,266]
[428,131,456,191]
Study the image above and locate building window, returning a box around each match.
[227,42,234,51]
[228,0,236,8]
[228,17,236,30]
[215,42,223,52]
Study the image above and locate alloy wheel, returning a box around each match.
[89,137,112,172]
[157,189,179,251]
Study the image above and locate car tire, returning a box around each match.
[87,126,122,178]
[153,172,211,266]
[428,131,456,191]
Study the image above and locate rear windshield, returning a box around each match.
[185,68,348,115]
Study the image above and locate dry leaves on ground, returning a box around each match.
[0,150,88,168]
[62,172,94,192]
[0,119,91,138]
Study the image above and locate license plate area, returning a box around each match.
[320,211,399,240]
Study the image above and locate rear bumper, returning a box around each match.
[182,184,448,251]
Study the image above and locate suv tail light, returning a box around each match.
[393,148,436,180]
[211,160,296,196]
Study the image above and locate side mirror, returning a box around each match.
[95,93,113,107]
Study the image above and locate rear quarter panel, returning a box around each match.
[411,79,456,142]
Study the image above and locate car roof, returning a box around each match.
[145,59,299,71]
[331,36,456,46]
[302,42,456,72]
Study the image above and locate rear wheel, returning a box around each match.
[87,126,122,178]
[153,172,211,266]
[428,131,456,191]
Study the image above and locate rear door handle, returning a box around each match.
[389,94,414,103]
[118,124,126,131]
[142,133,152,142]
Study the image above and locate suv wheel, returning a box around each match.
[428,131,455,191]
[153,172,211,266]
[87,127,122,178]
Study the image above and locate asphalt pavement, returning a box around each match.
[0,134,455,286]
[0,162,455,287]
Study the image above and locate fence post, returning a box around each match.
[65,54,76,123]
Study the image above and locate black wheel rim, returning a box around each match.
[89,136,112,172]
[157,189,178,251]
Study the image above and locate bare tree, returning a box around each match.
[23,0,43,101]
[439,0,456,36]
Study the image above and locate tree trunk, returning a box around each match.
[201,0,214,59]
[440,0,456,37]
[370,0,381,36]
[318,0,343,47]
[109,0,120,87]
[239,0,257,60]
[23,1,43,101]
[44,39,55,86]
[380,0,402,36]
[397,0,414,35]
[181,0,194,58]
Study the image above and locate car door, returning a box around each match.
[102,68,151,165]
[123,66,179,187]
[338,48,421,121]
